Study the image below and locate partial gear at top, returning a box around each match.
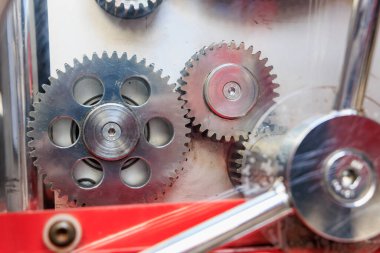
[28,52,189,206]
[180,41,279,141]
[96,0,162,19]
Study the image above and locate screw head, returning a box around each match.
[43,214,82,252]
[48,220,76,248]
[223,82,242,101]
[323,149,375,207]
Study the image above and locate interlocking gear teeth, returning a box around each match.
[227,114,287,189]
[96,0,163,19]
[180,41,279,142]
[29,52,190,206]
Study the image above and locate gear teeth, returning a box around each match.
[220,42,228,49]
[48,76,57,83]
[272,83,280,89]
[73,58,81,67]
[83,55,91,64]
[254,51,262,60]
[28,139,37,148]
[247,45,254,54]
[138,3,144,13]
[180,91,188,100]
[130,55,137,63]
[230,40,237,49]
[26,130,34,138]
[148,0,154,8]
[178,78,187,87]
[30,149,37,158]
[261,58,269,65]
[29,110,37,119]
[162,76,169,83]
[191,53,199,61]
[186,109,195,119]
[41,83,51,92]
[148,63,155,71]
[180,69,189,77]
[117,3,126,15]
[101,51,109,60]
[167,83,176,91]
[210,42,219,51]
[268,74,277,81]
[184,60,193,69]
[105,0,115,11]
[64,63,72,72]
[111,51,118,60]
[127,5,135,16]
[98,0,162,19]
[156,69,163,77]
[92,52,101,62]
[56,69,65,79]
[199,47,206,56]
[238,42,245,50]
[120,52,128,60]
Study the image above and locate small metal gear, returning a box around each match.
[96,0,162,19]
[180,41,279,141]
[227,113,286,193]
[28,52,189,206]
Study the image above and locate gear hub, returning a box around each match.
[83,103,140,161]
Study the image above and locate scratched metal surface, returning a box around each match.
[47,0,380,202]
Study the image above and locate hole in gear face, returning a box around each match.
[120,76,150,106]
[108,127,116,136]
[72,158,104,189]
[120,158,151,188]
[49,117,79,147]
[73,76,104,106]
[144,117,174,147]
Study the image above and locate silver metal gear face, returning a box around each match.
[96,0,162,19]
[28,52,190,206]
[180,41,279,141]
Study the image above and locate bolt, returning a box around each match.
[48,220,76,248]
[102,122,121,141]
[223,82,242,101]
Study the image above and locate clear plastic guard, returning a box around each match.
[1,0,380,252]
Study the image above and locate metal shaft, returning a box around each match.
[0,0,39,211]
[143,182,291,253]
[334,0,380,111]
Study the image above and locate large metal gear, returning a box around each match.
[96,0,162,19]
[180,41,279,141]
[28,52,189,206]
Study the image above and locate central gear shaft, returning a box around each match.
[180,41,279,141]
[28,52,189,206]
